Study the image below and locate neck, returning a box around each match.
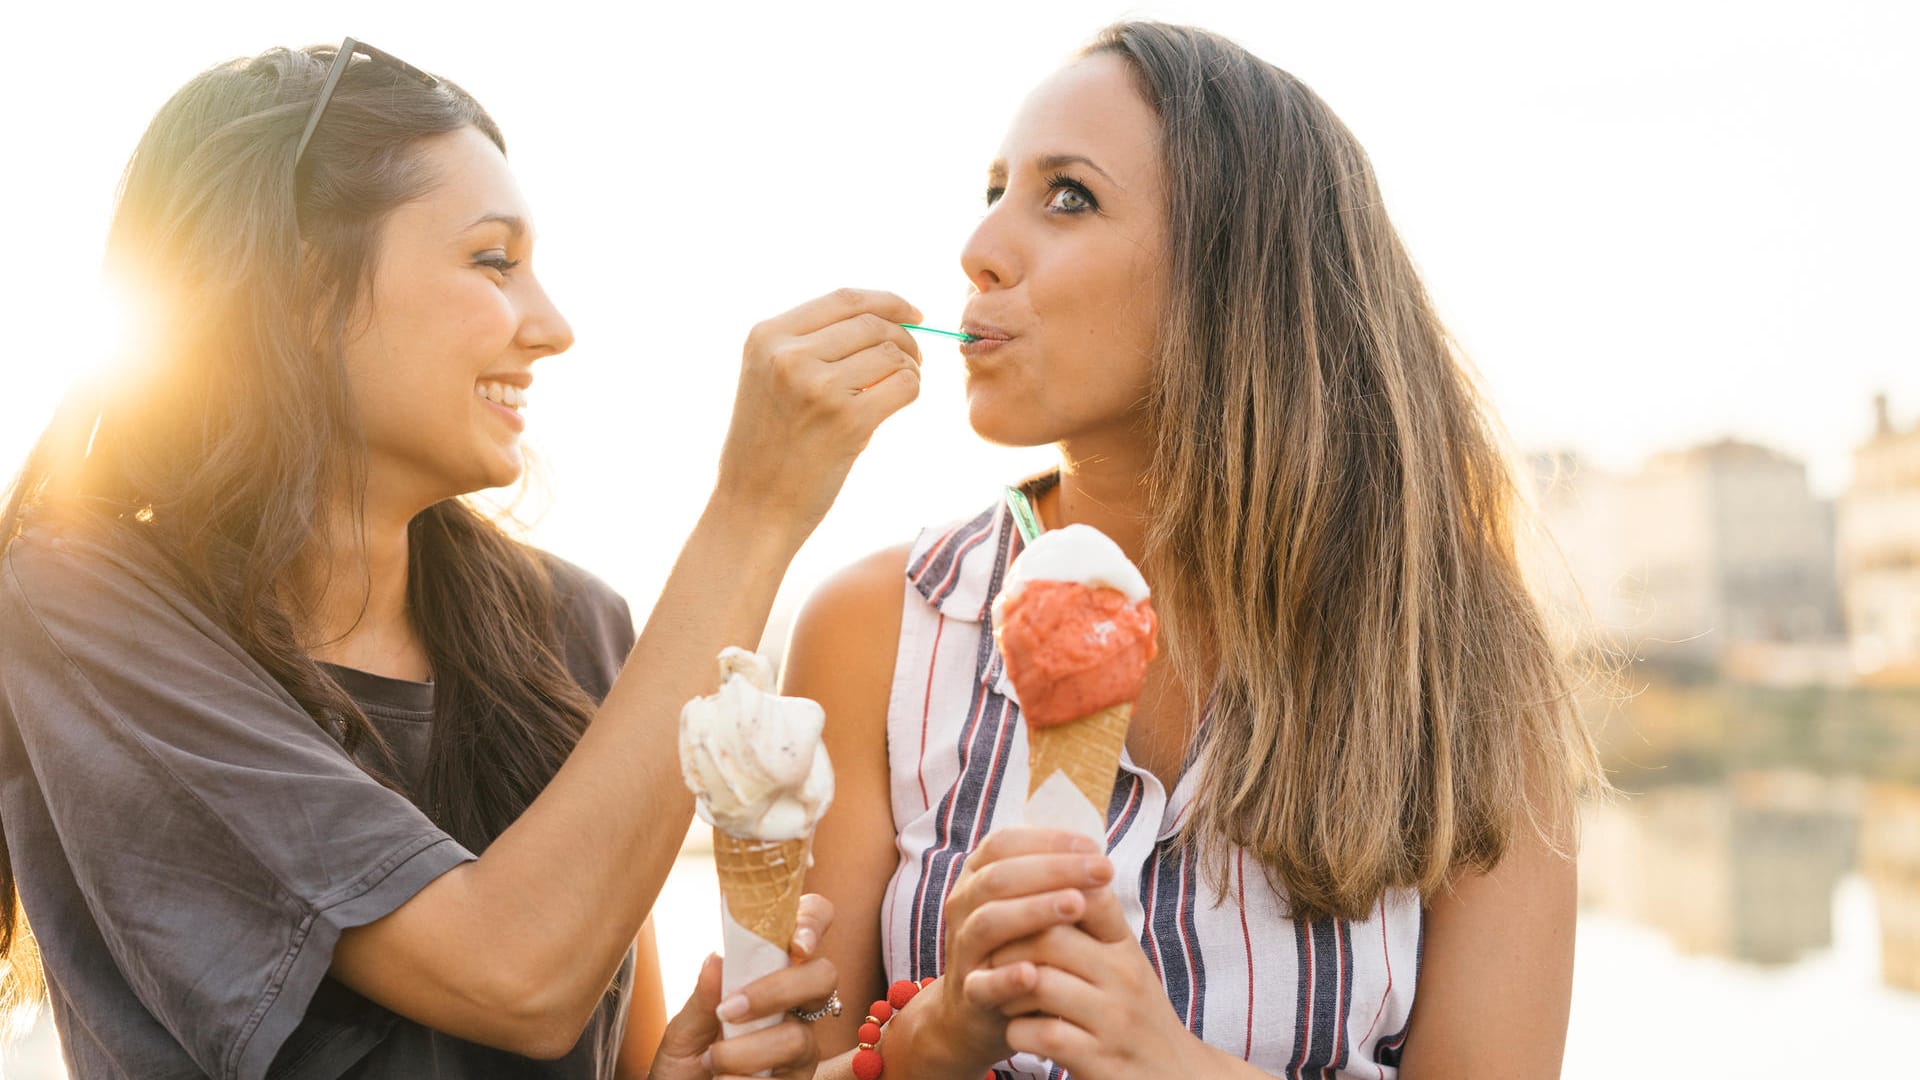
[299,483,430,681]
[1045,433,1153,567]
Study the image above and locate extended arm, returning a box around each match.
[331,290,927,1056]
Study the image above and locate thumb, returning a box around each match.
[657,953,724,1059]
[1078,885,1133,944]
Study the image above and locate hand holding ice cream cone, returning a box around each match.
[679,647,834,1039]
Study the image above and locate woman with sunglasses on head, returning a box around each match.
[786,22,1607,1080]
[0,41,925,1080]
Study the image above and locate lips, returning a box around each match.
[959,321,1013,343]
[958,321,1014,359]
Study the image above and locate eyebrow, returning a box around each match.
[987,153,1121,189]
[462,212,528,238]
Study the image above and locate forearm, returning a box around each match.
[476,495,801,1005]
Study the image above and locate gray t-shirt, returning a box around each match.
[0,519,640,1079]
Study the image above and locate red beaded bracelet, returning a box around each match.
[849,976,996,1080]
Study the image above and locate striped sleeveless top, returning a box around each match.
[878,492,1425,1079]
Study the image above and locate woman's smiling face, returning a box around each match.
[959,54,1167,451]
[339,126,575,511]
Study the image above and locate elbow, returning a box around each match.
[510,1022,590,1063]
[482,968,602,1061]
[497,1005,595,1062]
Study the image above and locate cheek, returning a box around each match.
[347,282,517,443]
[1033,243,1160,399]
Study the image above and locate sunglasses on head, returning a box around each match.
[293,37,440,165]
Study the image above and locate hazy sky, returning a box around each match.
[3,0,1913,620]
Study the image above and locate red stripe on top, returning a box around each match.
[1141,853,1165,977]
[1176,848,1201,1031]
[1355,896,1394,1079]
[917,617,946,812]
[908,520,965,586]
[1106,778,1141,848]
[1293,923,1318,1077]
[929,526,993,605]
[919,660,998,973]
[1238,849,1255,1061]
[965,694,1014,853]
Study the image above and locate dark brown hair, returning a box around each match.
[0,44,596,1013]
[1088,22,1606,921]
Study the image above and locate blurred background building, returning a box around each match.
[1535,438,1845,677]
[1838,394,1920,685]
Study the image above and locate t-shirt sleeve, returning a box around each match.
[544,553,636,703]
[0,530,476,1080]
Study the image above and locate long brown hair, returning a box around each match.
[0,44,596,1013]
[1090,22,1607,921]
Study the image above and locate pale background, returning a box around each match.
[4,1,1917,1076]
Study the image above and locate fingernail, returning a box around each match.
[699,1050,713,1071]
[1085,857,1113,882]
[1054,893,1079,917]
[717,993,750,1022]
[794,927,817,955]
[1069,835,1099,853]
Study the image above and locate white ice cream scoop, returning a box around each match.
[994,522,1152,608]
[679,647,834,841]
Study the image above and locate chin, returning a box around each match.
[469,448,526,494]
[966,395,1059,449]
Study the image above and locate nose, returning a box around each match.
[516,269,575,358]
[960,203,1018,294]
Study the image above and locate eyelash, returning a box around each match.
[476,254,521,276]
[982,174,1100,213]
[1043,173,1098,213]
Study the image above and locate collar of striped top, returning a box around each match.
[905,471,1059,623]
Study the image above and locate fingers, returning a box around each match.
[790,893,835,961]
[986,922,1110,984]
[1010,963,1104,1024]
[705,1016,818,1079]
[1075,883,1134,944]
[717,957,839,1026]
[972,827,1102,868]
[794,311,923,369]
[655,953,723,1059]
[945,846,1114,982]
[1005,1013,1100,1070]
[824,341,922,396]
[847,363,921,432]
[758,287,922,340]
[962,960,1041,1012]
[952,888,1089,973]
[949,852,1113,922]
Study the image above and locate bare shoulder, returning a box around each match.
[781,543,915,742]
[785,543,915,666]
[794,543,915,625]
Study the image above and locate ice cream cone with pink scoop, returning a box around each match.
[678,648,833,1038]
[992,524,1159,845]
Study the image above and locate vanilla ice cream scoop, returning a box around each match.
[679,647,834,840]
[995,523,1152,609]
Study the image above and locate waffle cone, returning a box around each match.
[712,829,809,950]
[1027,702,1132,809]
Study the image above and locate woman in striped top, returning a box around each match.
[787,21,1604,1080]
